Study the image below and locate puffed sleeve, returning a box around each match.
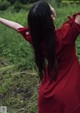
[18,27,32,44]
[60,13,80,44]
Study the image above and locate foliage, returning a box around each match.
[55,0,62,7]
[0,0,79,12]
[7,0,39,4]
[19,0,39,4]
[13,2,32,12]
[0,1,10,10]
[7,0,16,4]
[0,0,38,12]
[13,1,22,12]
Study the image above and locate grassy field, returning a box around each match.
[0,4,80,113]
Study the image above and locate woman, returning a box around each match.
[0,1,80,113]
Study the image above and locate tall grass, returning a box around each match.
[0,10,37,70]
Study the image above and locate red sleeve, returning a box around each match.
[60,13,80,44]
[18,27,32,44]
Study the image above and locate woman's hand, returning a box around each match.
[0,17,23,31]
[75,15,80,25]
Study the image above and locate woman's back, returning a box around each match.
[38,13,80,113]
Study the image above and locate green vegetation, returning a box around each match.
[0,3,80,113]
[0,0,80,12]
[0,0,33,12]
[49,0,80,7]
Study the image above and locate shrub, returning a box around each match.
[7,0,16,5]
[0,1,10,10]
[21,4,32,11]
[7,0,40,4]
[13,1,22,12]
[55,0,62,7]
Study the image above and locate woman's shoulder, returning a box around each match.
[56,13,80,29]
[55,13,80,44]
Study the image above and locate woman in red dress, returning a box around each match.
[0,1,80,113]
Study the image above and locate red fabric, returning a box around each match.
[18,13,80,113]
[18,27,32,44]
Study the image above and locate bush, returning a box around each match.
[13,1,22,12]
[7,0,16,4]
[19,0,28,4]
[46,0,62,7]
[21,4,32,11]
[55,0,62,7]
[46,0,57,7]
[7,0,40,4]
[0,1,10,10]
[26,0,39,3]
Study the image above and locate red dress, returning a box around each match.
[18,13,80,113]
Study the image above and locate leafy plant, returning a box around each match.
[0,1,10,10]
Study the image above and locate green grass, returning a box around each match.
[0,4,80,113]
[0,58,39,113]
[0,10,36,70]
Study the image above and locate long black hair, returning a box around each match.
[28,1,58,81]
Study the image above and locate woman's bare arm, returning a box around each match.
[0,18,23,31]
